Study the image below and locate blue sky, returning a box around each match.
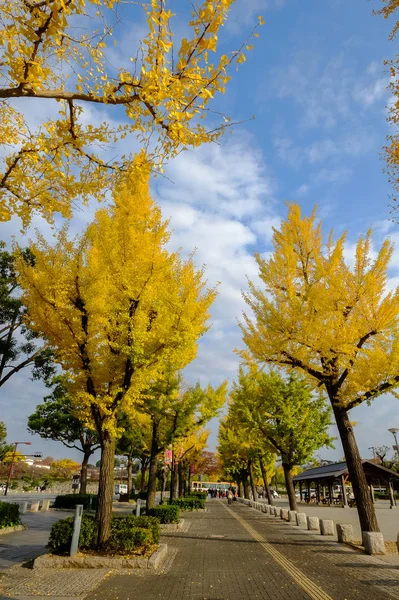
[2,0,399,465]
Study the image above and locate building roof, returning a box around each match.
[293,460,399,483]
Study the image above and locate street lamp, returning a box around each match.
[388,428,399,463]
[4,442,32,496]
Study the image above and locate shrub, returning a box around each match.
[189,491,207,499]
[130,490,148,501]
[147,504,180,524]
[0,501,21,529]
[53,494,97,510]
[170,497,205,511]
[48,513,160,554]
[48,514,97,553]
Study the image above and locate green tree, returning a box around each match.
[136,371,227,509]
[28,377,99,493]
[0,241,54,390]
[230,366,333,511]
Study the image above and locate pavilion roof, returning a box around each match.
[293,460,399,483]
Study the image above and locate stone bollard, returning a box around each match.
[281,508,289,521]
[262,504,267,513]
[30,502,39,512]
[320,519,335,536]
[288,510,297,523]
[19,501,28,514]
[336,523,354,543]
[362,532,385,555]
[274,507,279,517]
[307,516,320,531]
[41,500,50,511]
[296,513,307,528]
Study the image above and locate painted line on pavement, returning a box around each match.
[220,501,334,600]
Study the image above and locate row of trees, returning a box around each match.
[0,0,262,547]
[226,203,399,533]
[218,370,333,510]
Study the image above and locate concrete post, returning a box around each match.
[41,500,50,511]
[19,501,28,514]
[336,523,353,543]
[320,519,335,536]
[296,513,307,528]
[388,481,396,509]
[307,516,320,531]
[135,498,141,517]
[362,532,385,555]
[288,510,297,522]
[30,502,39,512]
[281,509,289,521]
[370,484,375,504]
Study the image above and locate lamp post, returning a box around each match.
[388,428,399,463]
[4,442,32,496]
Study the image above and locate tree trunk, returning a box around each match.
[249,460,257,501]
[187,466,191,495]
[243,477,250,499]
[96,433,115,547]
[283,461,297,511]
[259,456,274,506]
[146,422,159,511]
[178,462,185,497]
[79,449,91,495]
[238,479,243,498]
[333,404,380,532]
[140,459,147,492]
[127,454,133,496]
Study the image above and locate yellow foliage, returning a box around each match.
[15,159,217,441]
[0,0,262,227]
[240,203,399,411]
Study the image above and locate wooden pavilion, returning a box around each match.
[292,460,399,508]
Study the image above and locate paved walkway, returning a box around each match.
[85,500,399,600]
[0,510,71,569]
[2,500,399,599]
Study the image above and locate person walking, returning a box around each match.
[227,489,233,506]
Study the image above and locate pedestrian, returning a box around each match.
[227,489,233,506]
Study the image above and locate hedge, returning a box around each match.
[170,496,205,510]
[189,492,207,500]
[0,501,21,529]
[147,504,180,524]
[48,513,160,555]
[53,494,98,510]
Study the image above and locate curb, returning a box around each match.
[33,543,168,569]
[160,519,185,532]
[0,524,26,536]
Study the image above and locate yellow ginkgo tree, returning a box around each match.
[15,157,216,546]
[0,0,262,226]
[240,203,399,532]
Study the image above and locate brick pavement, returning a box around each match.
[85,499,399,600]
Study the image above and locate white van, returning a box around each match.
[114,484,128,495]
